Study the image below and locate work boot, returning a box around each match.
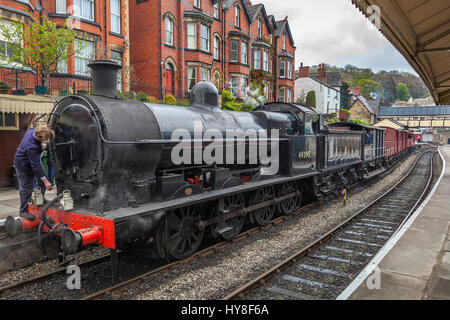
[19,211,36,221]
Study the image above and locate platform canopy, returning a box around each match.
[351,0,450,105]
[0,94,55,114]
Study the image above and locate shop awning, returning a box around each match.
[0,94,55,114]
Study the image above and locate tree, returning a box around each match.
[0,15,84,87]
[340,82,351,110]
[305,90,316,108]
[397,83,411,101]
[356,79,384,100]
[296,89,307,104]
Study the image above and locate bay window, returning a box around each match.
[74,0,94,21]
[254,49,260,69]
[187,23,196,49]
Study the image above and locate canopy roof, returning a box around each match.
[351,0,450,105]
[0,94,55,114]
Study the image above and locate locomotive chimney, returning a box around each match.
[88,60,121,99]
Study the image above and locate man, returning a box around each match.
[14,126,55,220]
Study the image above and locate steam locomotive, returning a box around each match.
[5,61,414,277]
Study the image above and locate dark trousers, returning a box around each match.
[15,167,45,213]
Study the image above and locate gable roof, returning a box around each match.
[221,0,252,22]
[351,95,375,115]
[247,3,274,32]
[296,76,341,92]
[274,19,295,47]
[373,119,408,130]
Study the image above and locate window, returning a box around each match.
[282,33,286,50]
[111,0,121,33]
[279,88,285,102]
[165,16,173,45]
[280,60,285,78]
[287,60,292,79]
[263,83,269,99]
[257,19,262,38]
[111,50,122,91]
[327,101,330,113]
[200,24,210,51]
[286,88,292,102]
[0,40,18,61]
[254,49,260,69]
[235,5,240,27]
[187,22,196,49]
[194,0,201,8]
[74,0,94,21]
[241,77,248,99]
[57,54,68,73]
[0,112,18,130]
[188,67,197,91]
[263,51,269,71]
[241,42,248,65]
[213,2,219,19]
[214,72,220,89]
[231,77,238,98]
[56,0,66,14]
[74,39,95,75]
[201,67,210,82]
[214,36,220,60]
[230,40,238,62]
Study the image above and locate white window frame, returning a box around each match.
[254,49,261,69]
[263,51,269,72]
[230,40,238,62]
[201,67,210,82]
[73,0,94,21]
[111,0,121,34]
[194,0,201,9]
[241,42,248,65]
[279,88,285,102]
[74,39,95,76]
[257,19,262,38]
[235,5,240,27]
[0,112,19,131]
[165,16,174,45]
[200,24,210,52]
[282,33,286,50]
[287,60,292,79]
[188,67,197,91]
[55,0,66,14]
[286,88,292,102]
[213,2,219,19]
[280,60,286,78]
[214,35,220,60]
[187,22,196,49]
[231,76,238,98]
[241,77,248,99]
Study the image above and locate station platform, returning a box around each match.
[343,146,450,300]
[0,187,56,220]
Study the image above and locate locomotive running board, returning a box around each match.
[103,171,320,222]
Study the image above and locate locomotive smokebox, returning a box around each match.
[88,60,121,98]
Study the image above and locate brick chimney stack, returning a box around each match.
[298,62,310,78]
[317,63,327,83]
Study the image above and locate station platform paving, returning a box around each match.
[346,146,450,300]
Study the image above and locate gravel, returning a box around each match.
[106,153,420,300]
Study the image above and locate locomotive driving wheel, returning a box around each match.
[220,194,246,240]
[162,206,205,260]
[278,181,302,215]
[250,187,276,226]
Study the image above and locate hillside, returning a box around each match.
[296,64,429,105]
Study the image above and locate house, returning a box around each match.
[348,95,378,124]
[129,0,296,102]
[294,63,341,114]
[0,0,130,95]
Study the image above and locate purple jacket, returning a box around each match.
[14,128,47,179]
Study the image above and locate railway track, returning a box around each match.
[0,150,426,299]
[80,151,421,300]
[223,150,436,300]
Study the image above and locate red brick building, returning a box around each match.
[130,0,295,103]
[0,0,130,95]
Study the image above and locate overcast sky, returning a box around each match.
[262,0,417,74]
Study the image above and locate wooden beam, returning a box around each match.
[417,47,450,54]
[417,29,450,50]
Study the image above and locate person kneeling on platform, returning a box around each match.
[14,126,55,220]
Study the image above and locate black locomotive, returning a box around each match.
[6,61,409,277]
